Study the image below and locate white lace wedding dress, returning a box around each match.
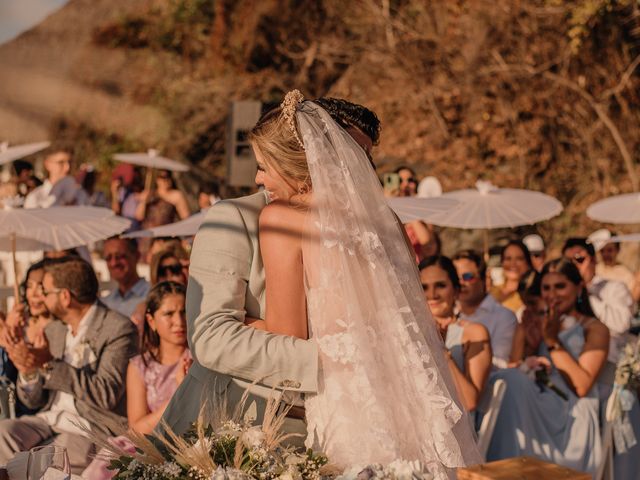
[291,101,481,479]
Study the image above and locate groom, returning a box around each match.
[160,97,381,437]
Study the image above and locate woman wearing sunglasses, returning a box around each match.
[487,258,608,475]
[150,244,189,286]
[419,255,492,415]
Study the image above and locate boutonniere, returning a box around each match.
[71,340,98,368]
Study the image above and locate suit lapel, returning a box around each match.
[45,321,67,360]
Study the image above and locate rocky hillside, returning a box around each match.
[2,0,640,252]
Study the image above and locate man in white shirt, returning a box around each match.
[453,250,517,368]
[0,256,137,472]
[24,150,88,208]
[563,237,634,363]
[101,237,150,318]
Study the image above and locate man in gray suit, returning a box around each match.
[161,97,381,437]
[0,256,138,472]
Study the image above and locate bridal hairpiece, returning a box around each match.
[281,89,305,150]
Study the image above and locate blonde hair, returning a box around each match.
[248,101,310,192]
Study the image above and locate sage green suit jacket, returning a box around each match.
[160,192,318,435]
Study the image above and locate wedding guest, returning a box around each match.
[0,260,53,415]
[127,282,192,434]
[102,237,150,318]
[111,165,144,231]
[0,256,138,473]
[522,234,546,273]
[419,256,491,412]
[452,250,517,367]
[595,235,635,293]
[395,165,418,197]
[135,169,190,226]
[490,240,533,314]
[509,270,544,365]
[24,150,88,208]
[487,258,609,475]
[76,164,108,208]
[149,246,189,286]
[563,237,633,363]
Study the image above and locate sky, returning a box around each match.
[0,0,68,45]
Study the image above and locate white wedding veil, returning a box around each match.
[294,99,482,477]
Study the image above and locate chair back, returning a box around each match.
[476,378,506,460]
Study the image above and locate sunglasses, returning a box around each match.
[459,272,477,282]
[158,263,183,277]
[572,255,587,265]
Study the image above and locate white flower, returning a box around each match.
[241,426,266,448]
[161,462,182,476]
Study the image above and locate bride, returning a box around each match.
[246,90,481,478]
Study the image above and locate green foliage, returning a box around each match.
[93,0,216,59]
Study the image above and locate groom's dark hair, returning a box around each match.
[314,97,381,145]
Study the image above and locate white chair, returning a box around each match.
[476,378,507,460]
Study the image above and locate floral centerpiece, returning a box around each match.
[100,395,434,480]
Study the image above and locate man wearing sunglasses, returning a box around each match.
[562,237,634,364]
[452,250,517,368]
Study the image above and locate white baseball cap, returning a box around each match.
[587,228,612,252]
[523,234,545,253]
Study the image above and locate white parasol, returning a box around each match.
[608,233,640,243]
[0,206,131,297]
[386,197,460,223]
[586,193,640,224]
[113,148,189,191]
[124,210,207,239]
[0,141,50,166]
[426,180,564,257]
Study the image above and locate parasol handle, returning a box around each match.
[10,233,19,302]
[483,230,489,264]
[144,168,154,193]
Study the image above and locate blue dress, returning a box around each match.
[486,321,602,476]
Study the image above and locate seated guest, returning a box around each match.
[419,256,491,412]
[0,256,138,473]
[452,250,517,367]
[127,282,192,433]
[1,260,52,415]
[130,245,189,336]
[82,282,192,479]
[149,246,189,286]
[102,237,150,318]
[487,258,609,476]
[563,237,633,363]
[594,232,635,294]
[509,270,544,365]
[490,240,533,314]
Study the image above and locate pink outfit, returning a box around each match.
[81,350,191,479]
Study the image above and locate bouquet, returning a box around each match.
[102,393,434,480]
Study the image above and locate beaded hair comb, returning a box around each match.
[281,89,305,150]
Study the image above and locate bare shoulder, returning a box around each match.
[584,317,610,341]
[259,201,307,235]
[460,320,490,342]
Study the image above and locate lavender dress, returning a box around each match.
[81,350,192,480]
[130,350,191,411]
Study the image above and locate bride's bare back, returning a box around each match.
[246,200,309,339]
